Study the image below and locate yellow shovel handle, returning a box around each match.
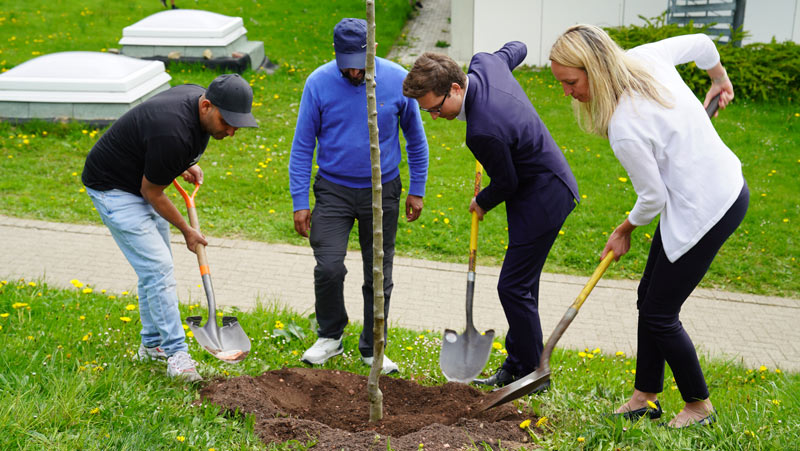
[572,251,615,311]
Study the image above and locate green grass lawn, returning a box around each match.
[2,280,798,450]
[1,1,798,297]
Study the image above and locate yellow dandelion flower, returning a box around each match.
[558,230,565,235]
[406,346,414,351]
[615,351,625,357]
[182,324,189,330]
[187,331,194,337]
[444,218,450,224]
[436,194,442,198]
[776,369,782,374]
[82,288,92,294]
[108,295,116,300]
[79,315,85,320]
[519,419,531,429]
[492,342,502,349]
[783,218,789,223]
[176,436,185,442]
[759,365,767,372]
[772,399,781,406]
[577,437,585,443]
[121,291,129,295]
[1,280,7,285]
[274,320,284,329]
[0,313,8,318]
[647,400,658,409]
[70,279,84,288]
[119,316,131,322]
[592,348,600,354]
[618,177,627,183]
[269,209,276,214]
[90,407,100,415]
[587,353,594,359]
[578,351,586,358]
[82,335,89,341]
[535,417,548,428]
[125,304,136,310]
[28,281,37,287]
[12,302,28,309]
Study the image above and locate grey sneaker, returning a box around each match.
[361,355,400,375]
[301,337,343,365]
[136,343,167,362]
[166,351,202,382]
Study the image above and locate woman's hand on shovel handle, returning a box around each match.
[602,219,636,261]
[184,228,208,253]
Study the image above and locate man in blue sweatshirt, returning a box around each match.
[289,18,429,374]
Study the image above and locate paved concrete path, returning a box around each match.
[387,0,455,66]
[2,215,798,372]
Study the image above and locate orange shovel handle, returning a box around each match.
[172,179,200,209]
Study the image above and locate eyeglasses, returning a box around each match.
[419,93,449,113]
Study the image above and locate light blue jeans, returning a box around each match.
[86,187,187,356]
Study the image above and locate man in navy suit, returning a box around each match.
[403,42,579,387]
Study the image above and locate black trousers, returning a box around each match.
[635,180,749,402]
[309,175,401,358]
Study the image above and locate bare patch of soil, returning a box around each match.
[200,367,537,450]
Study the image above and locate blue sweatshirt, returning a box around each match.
[289,58,429,211]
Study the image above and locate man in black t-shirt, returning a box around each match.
[82,74,257,382]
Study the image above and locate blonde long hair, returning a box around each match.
[549,24,672,138]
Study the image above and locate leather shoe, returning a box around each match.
[473,368,518,387]
[612,400,663,420]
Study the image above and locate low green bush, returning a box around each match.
[605,13,800,102]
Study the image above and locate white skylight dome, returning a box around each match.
[119,10,266,71]
[0,51,171,123]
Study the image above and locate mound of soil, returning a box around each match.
[200,367,537,450]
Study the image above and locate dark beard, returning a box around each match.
[342,70,365,86]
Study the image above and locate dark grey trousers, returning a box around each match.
[309,174,401,357]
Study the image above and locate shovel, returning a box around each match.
[476,251,615,411]
[172,179,251,364]
[439,161,496,382]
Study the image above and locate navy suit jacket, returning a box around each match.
[465,41,579,238]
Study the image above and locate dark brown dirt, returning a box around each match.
[200,367,538,450]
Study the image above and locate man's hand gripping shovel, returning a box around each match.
[173,180,251,364]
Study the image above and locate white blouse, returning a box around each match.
[608,34,743,262]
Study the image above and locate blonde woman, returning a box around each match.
[550,25,748,428]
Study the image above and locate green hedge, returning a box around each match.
[605,13,800,102]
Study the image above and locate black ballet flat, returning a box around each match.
[611,400,663,420]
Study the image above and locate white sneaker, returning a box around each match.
[167,351,202,382]
[136,343,167,362]
[361,355,400,375]
[301,337,343,365]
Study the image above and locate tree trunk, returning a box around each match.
[365,0,385,423]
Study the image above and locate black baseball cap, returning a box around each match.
[205,74,258,128]
[333,18,367,70]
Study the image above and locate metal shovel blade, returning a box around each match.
[440,326,495,382]
[187,314,251,364]
[477,367,551,412]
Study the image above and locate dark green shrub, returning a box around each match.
[604,13,799,102]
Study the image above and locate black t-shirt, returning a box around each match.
[82,84,211,195]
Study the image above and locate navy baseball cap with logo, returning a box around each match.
[333,18,367,70]
[205,74,258,128]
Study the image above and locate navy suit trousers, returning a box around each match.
[498,179,574,376]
